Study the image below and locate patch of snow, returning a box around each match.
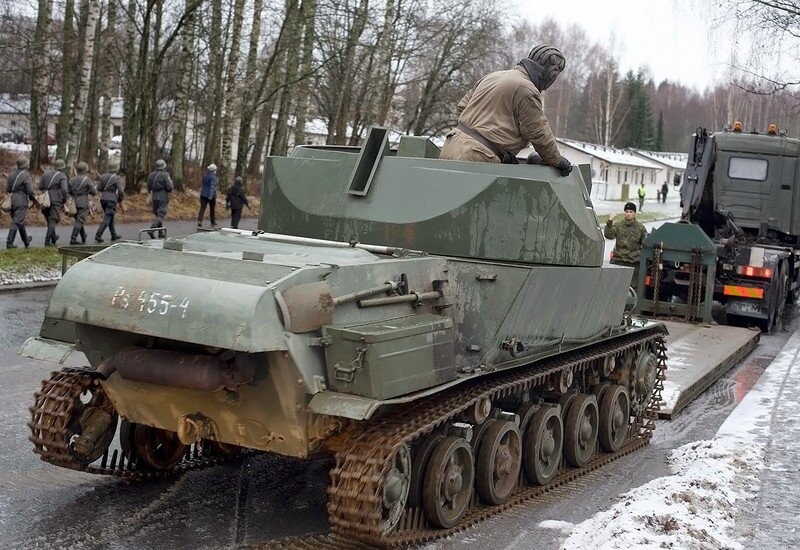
[562,327,800,550]
[0,267,61,286]
[538,519,574,534]
[562,439,762,550]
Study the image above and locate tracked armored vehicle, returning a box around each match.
[24,127,666,545]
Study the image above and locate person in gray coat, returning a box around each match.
[39,158,69,246]
[5,156,35,248]
[146,158,173,238]
[95,162,124,243]
[68,162,97,244]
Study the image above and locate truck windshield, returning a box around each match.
[728,157,768,181]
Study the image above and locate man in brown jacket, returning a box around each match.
[440,44,572,176]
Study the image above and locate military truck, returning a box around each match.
[23,127,666,545]
[637,126,800,330]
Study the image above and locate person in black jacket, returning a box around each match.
[95,163,124,242]
[5,156,35,248]
[39,158,68,246]
[225,176,250,229]
[146,159,173,238]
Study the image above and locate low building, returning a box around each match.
[630,149,688,192]
[555,139,663,201]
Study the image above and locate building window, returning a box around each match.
[10,120,16,126]
[624,170,628,183]
[617,168,621,184]
[113,125,122,136]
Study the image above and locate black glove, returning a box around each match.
[526,152,543,165]
[556,156,572,177]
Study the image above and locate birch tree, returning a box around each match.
[219,0,246,184]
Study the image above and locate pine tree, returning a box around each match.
[655,111,664,151]
[623,71,655,149]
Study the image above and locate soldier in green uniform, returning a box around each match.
[604,202,647,290]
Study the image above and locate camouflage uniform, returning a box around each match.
[440,66,562,166]
[604,218,647,290]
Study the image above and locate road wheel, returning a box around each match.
[598,385,630,452]
[476,420,522,505]
[422,437,474,529]
[563,394,599,467]
[522,406,563,485]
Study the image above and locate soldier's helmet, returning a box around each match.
[155,159,166,170]
[108,160,120,173]
[16,157,29,169]
[76,161,89,174]
[54,159,66,170]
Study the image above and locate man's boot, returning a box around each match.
[70,227,80,245]
[20,227,32,248]
[80,228,87,244]
[6,227,17,249]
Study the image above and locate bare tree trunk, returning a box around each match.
[374,0,395,126]
[65,0,100,169]
[30,0,54,172]
[330,0,369,145]
[203,0,225,168]
[235,0,264,175]
[98,0,117,172]
[271,0,301,156]
[219,0,246,184]
[56,0,75,161]
[292,0,317,147]
[248,96,276,178]
[170,0,200,191]
[81,12,104,167]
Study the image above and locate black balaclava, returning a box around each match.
[518,44,566,91]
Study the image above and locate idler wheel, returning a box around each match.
[476,420,522,505]
[631,348,658,415]
[69,386,118,464]
[599,385,630,452]
[422,436,474,529]
[380,443,412,533]
[523,406,563,485]
[563,394,599,467]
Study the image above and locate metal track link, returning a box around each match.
[28,367,243,481]
[321,327,667,548]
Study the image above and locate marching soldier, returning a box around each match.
[604,202,648,290]
[146,159,173,238]
[68,162,97,245]
[5,156,35,249]
[39,159,69,246]
[95,162,124,243]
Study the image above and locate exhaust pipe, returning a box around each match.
[97,348,254,392]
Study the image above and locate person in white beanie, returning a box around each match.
[198,163,218,227]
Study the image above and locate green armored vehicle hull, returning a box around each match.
[24,129,666,544]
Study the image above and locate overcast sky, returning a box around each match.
[515,0,734,91]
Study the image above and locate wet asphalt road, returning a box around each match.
[1,290,796,549]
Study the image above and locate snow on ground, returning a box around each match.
[561,329,800,549]
[0,142,57,157]
[0,267,61,286]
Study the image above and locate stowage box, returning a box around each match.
[323,314,456,399]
